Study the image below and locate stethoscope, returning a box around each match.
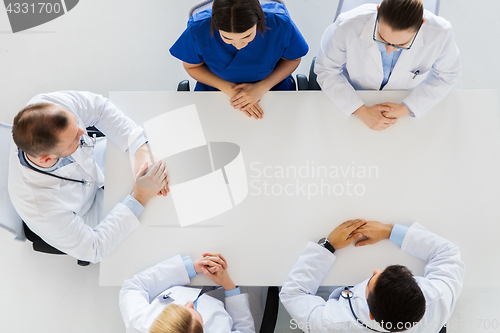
[22,133,96,187]
[341,287,388,333]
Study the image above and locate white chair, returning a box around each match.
[0,122,25,241]
[335,0,440,21]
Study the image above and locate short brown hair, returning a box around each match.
[211,0,267,34]
[367,265,426,332]
[149,304,204,333]
[12,103,69,157]
[378,0,424,32]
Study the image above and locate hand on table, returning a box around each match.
[353,104,397,130]
[194,252,228,274]
[351,221,394,247]
[135,161,169,196]
[230,83,266,119]
[196,252,236,291]
[379,102,411,119]
[327,219,366,250]
[131,163,166,206]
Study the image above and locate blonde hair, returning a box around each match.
[149,304,204,333]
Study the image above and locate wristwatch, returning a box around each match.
[318,238,336,254]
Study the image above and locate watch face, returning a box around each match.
[318,237,327,245]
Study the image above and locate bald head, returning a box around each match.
[12,103,70,157]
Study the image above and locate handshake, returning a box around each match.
[327,219,395,250]
[193,253,237,291]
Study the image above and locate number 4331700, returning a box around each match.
[6,3,63,14]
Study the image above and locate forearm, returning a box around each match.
[225,293,256,333]
[403,74,457,117]
[257,58,301,92]
[279,243,335,324]
[132,143,150,176]
[184,62,235,95]
[402,223,465,311]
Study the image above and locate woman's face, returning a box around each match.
[219,25,257,50]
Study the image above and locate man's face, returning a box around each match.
[54,108,84,158]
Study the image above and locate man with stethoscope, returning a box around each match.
[315,0,461,130]
[279,219,465,332]
[8,91,168,264]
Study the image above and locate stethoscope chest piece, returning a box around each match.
[341,288,353,299]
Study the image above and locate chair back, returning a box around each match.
[0,123,26,241]
[335,0,440,21]
[189,0,286,18]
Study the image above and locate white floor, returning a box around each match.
[1,1,499,332]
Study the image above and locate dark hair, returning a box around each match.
[211,0,267,34]
[12,103,69,157]
[367,265,426,332]
[378,0,424,32]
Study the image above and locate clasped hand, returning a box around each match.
[135,160,169,196]
[327,219,394,250]
[229,83,266,120]
[193,252,236,291]
[353,103,411,131]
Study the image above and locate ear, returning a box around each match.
[369,312,374,320]
[422,18,427,25]
[376,5,380,11]
[38,155,55,164]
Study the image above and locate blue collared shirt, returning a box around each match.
[389,224,410,246]
[379,43,402,90]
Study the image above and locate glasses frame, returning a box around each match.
[372,14,423,51]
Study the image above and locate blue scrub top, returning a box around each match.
[170,3,309,91]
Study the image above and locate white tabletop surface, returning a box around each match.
[100,89,500,287]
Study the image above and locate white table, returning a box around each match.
[100,90,500,288]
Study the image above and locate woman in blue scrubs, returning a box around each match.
[170,0,309,119]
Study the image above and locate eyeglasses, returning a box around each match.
[79,133,96,148]
[372,15,422,50]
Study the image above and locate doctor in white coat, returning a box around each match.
[8,91,168,263]
[280,219,465,332]
[315,0,461,130]
[119,252,255,333]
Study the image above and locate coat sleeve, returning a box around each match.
[18,197,140,263]
[119,255,191,332]
[315,22,365,116]
[224,294,256,333]
[279,242,337,332]
[402,25,461,117]
[401,223,465,316]
[27,91,145,152]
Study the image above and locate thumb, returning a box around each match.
[355,238,375,247]
[232,83,246,90]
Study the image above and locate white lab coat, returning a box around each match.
[279,223,465,332]
[315,5,461,117]
[8,91,144,263]
[119,255,256,333]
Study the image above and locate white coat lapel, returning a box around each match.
[359,13,383,73]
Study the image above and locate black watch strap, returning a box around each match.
[318,238,336,254]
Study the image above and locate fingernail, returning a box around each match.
[358,234,362,238]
